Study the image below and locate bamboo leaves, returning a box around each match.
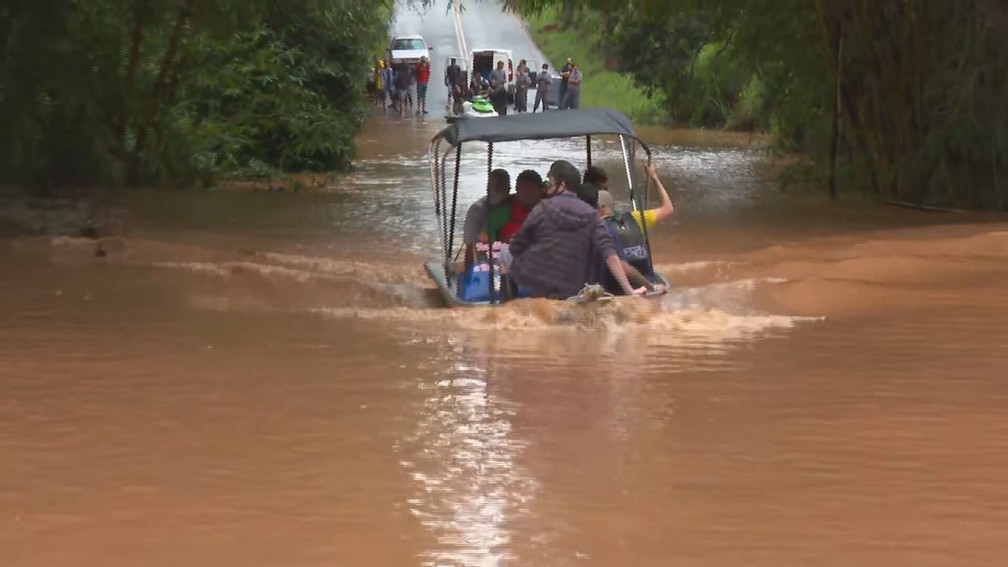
[0,0,393,190]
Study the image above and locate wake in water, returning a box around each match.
[37,222,1008,337]
[32,233,819,345]
[30,222,1008,358]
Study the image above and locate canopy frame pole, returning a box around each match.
[486,141,496,304]
[430,138,449,277]
[440,150,450,255]
[620,135,637,212]
[446,144,462,283]
[622,137,656,276]
[586,135,592,168]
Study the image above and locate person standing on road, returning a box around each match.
[489,60,508,90]
[381,62,395,111]
[559,57,573,110]
[563,63,582,110]
[513,59,527,111]
[533,63,551,112]
[514,65,531,113]
[405,63,416,112]
[445,57,463,109]
[445,58,462,88]
[415,56,431,115]
[393,63,411,117]
[372,59,386,110]
[488,78,509,116]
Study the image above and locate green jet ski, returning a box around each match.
[462,96,497,118]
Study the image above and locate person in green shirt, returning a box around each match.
[460,169,512,271]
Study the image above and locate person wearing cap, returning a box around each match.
[506,160,646,299]
[595,163,674,294]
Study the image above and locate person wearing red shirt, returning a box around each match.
[414,56,432,115]
[500,169,546,242]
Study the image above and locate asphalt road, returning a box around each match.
[389,0,554,117]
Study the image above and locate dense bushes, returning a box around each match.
[0,0,391,191]
[509,0,1008,209]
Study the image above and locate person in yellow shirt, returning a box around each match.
[373,59,386,110]
[584,163,673,231]
[588,163,674,294]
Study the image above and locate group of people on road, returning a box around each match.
[441,56,583,117]
[517,56,583,112]
[370,53,585,119]
[459,159,674,300]
[444,58,522,117]
[371,56,432,117]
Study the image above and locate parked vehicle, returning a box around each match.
[469,48,514,88]
[387,34,432,65]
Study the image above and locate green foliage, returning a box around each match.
[0,0,393,191]
[523,6,667,124]
[509,0,1008,209]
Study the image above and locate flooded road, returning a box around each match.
[3,114,1008,567]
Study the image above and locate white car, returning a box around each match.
[387,35,432,65]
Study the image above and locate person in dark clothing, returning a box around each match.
[381,63,395,110]
[507,160,646,299]
[487,78,509,116]
[575,181,600,209]
[405,64,416,111]
[583,164,609,190]
[393,63,411,117]
[533,63,551,112]
[445,57,464,113]
[514,65,531,113]
[445,58,463,89]
[559,57,572,110]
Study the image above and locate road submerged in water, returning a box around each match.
[4,1,1008,565]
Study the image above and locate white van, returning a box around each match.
[469,48,514,88]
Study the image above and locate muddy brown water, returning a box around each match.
[3,116,1008,566]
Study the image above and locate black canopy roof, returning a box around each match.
[435,107,638,146]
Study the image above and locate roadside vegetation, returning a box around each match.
[4,0,1006,211]
[505,0,1008,210]
[523,7,666,125]
[0,0,392,193]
